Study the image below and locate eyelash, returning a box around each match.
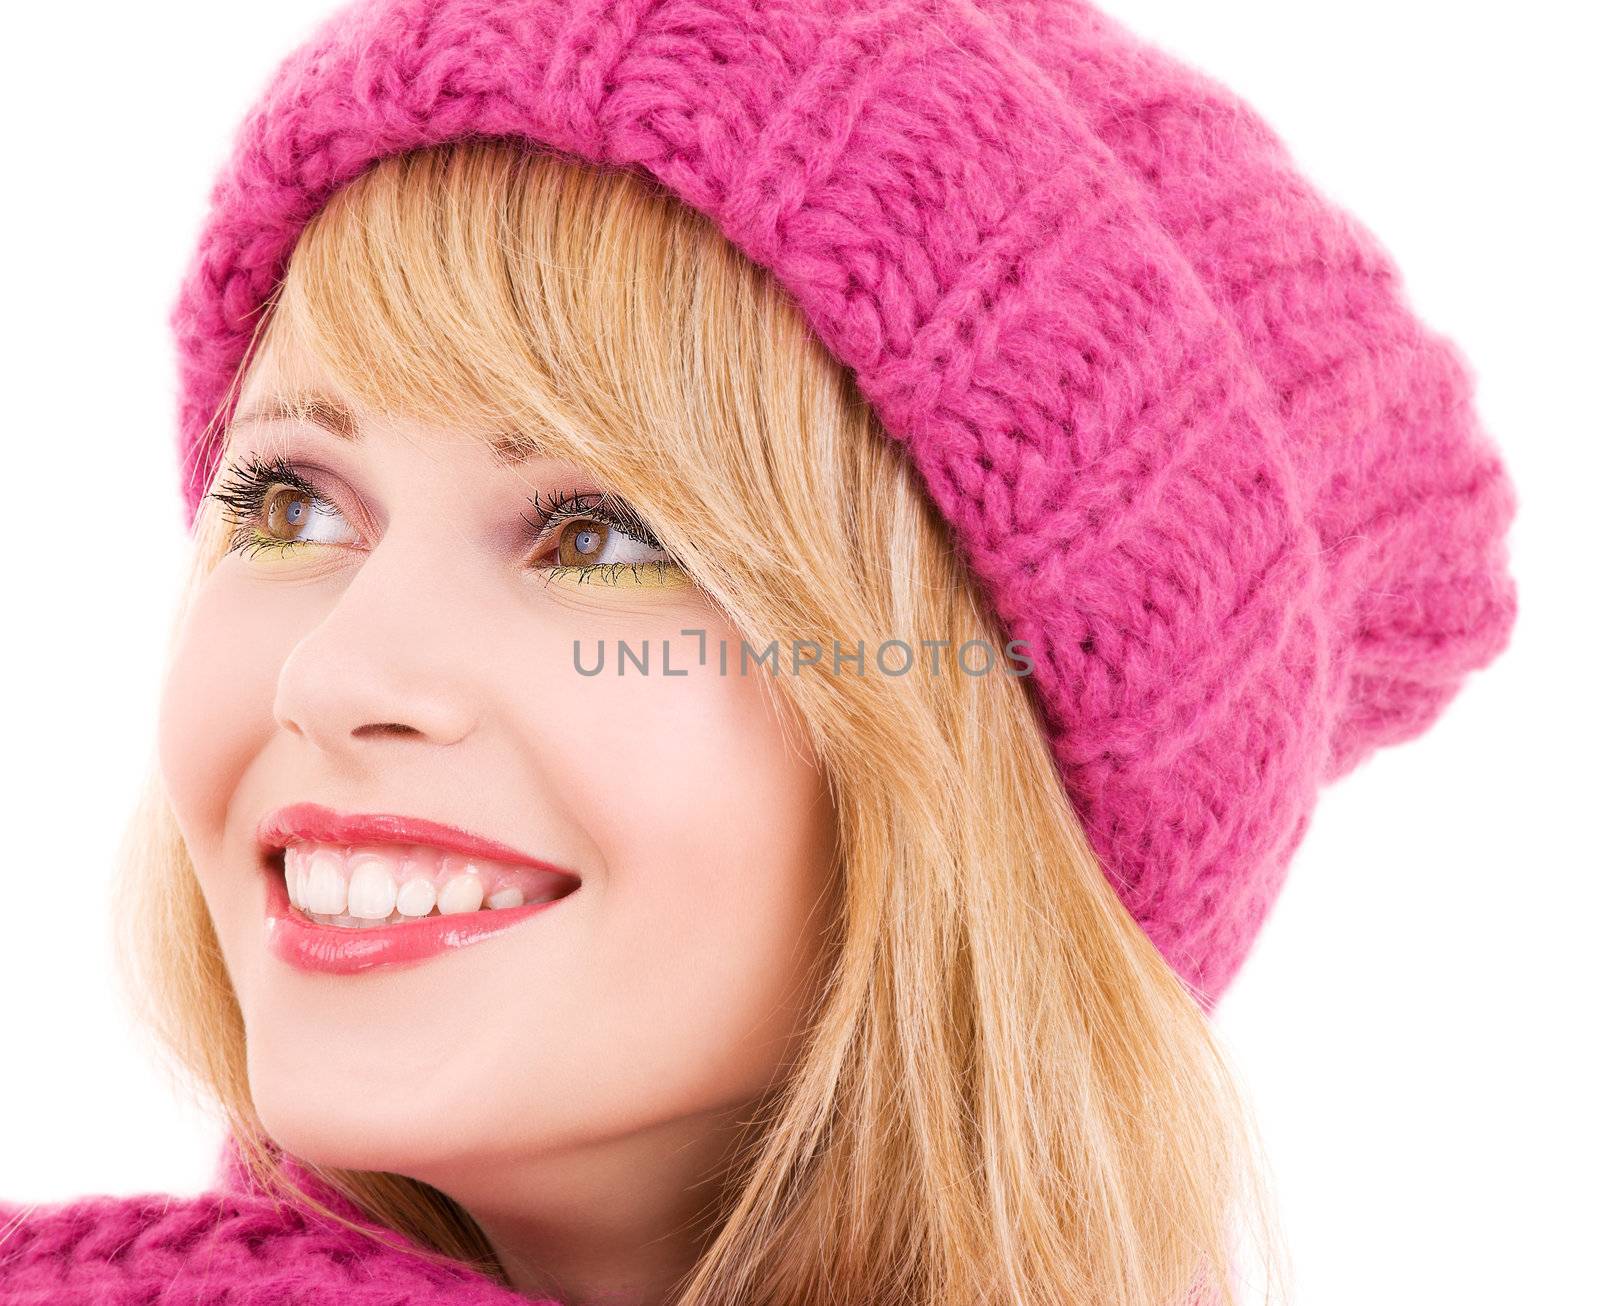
[206,453,678,584]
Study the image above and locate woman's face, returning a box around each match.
[157,346,836,1215]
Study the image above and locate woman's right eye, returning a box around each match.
[208,455,359,558]
[258,484,355,546]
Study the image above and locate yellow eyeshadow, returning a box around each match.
[545,561,690,590]
[238,535,324,563]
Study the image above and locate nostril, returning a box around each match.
[351,723,423,739]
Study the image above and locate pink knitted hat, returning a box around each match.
[169,0,1517,1008]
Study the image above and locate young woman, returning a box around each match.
[0,1,1517,1304]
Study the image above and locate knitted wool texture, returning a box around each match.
[0,1139,547,1305]
[168,0,1517,1007]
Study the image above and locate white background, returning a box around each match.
[2,3,1594,1302]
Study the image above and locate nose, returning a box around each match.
[272,537,480,758]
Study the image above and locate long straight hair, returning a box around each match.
[116,139,1288,1306]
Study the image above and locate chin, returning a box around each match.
[252,1091,465,1177]
[246,1044,479,1177]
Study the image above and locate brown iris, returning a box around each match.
[262,485,315,541]
[555,519,610,566]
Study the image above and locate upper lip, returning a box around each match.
[255,801,580,880]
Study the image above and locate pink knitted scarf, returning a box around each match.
[0,1138,553,1305]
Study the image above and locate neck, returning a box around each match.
[418,1104,751,1306]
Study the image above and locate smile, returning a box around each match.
[256,802,581,975]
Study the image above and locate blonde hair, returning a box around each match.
[116,140,1289,1306]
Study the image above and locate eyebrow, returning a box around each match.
[228,391,543,465]
[230,394,359,441]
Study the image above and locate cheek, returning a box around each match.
[156,570,297,878]
[529,638,836,1104]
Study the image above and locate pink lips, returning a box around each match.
[257,802,580,975]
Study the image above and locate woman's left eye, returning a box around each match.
[547,517,670,568]
[526,490,685,586]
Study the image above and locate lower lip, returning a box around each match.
[262,863,573,975]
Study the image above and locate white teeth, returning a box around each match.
[305,850,348,915]
[395,877,437,918]
[347,857,398,919]
[437,874,485,915]
[281,841,576,928]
